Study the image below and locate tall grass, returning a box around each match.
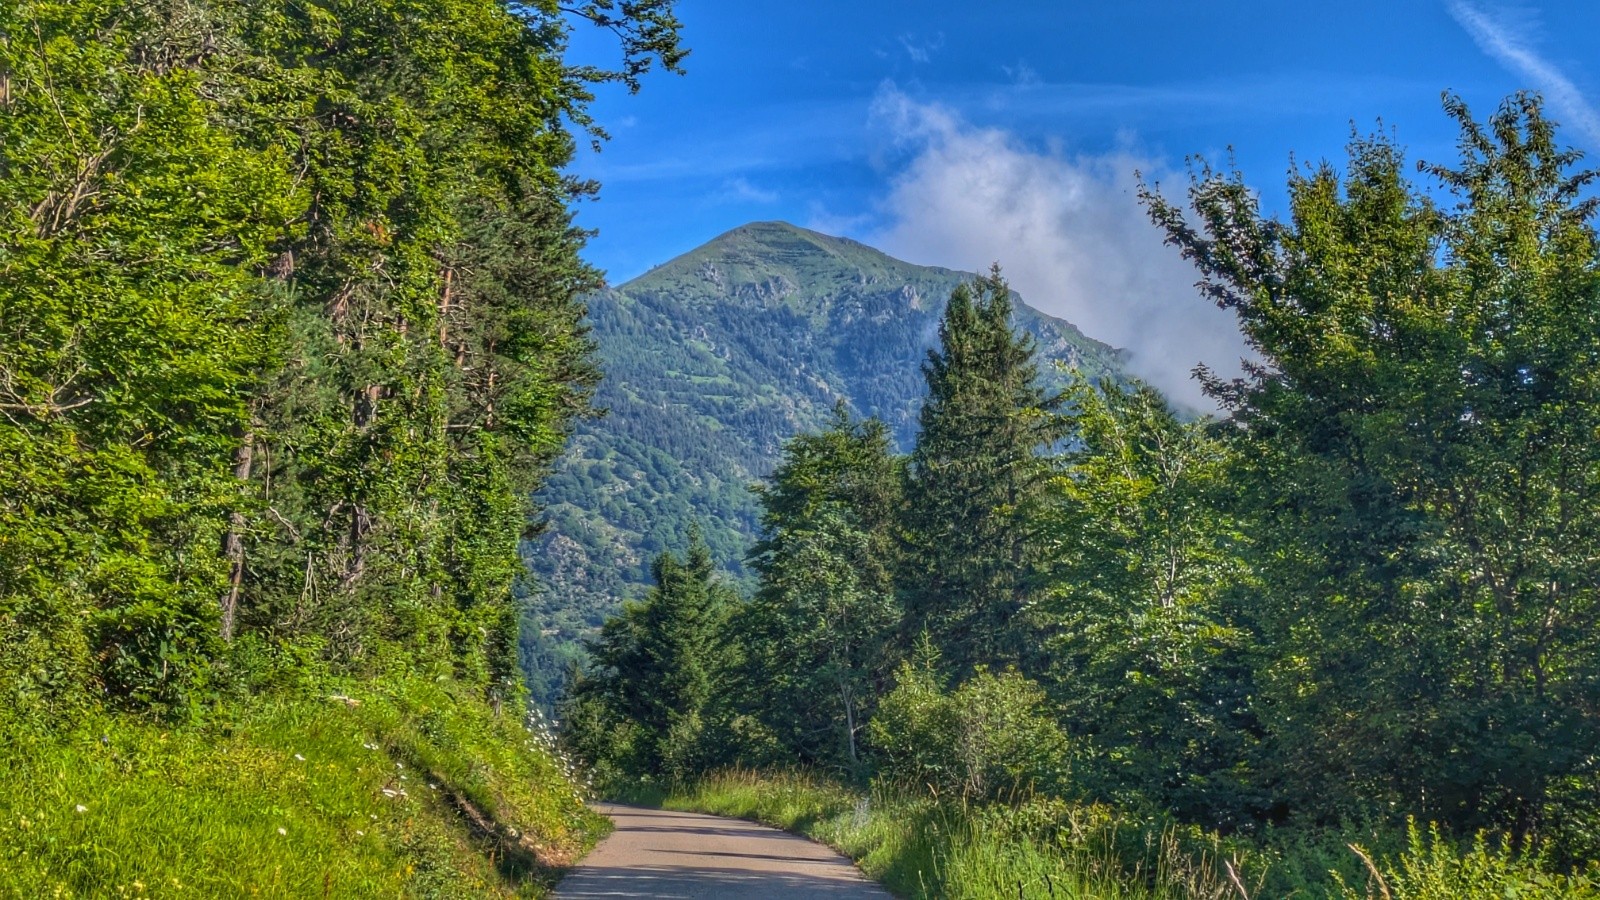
[632,769,1245,899]
[631,769,1599,900]
[0,678,607,898]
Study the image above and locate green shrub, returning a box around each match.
[1338,821,1600,900]
[870,662,1070,803]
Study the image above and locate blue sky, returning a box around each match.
[564,1,1600,403]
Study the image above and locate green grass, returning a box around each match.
[621,770,1241,899]
[0,678,608,898]
[623,770,1600,900]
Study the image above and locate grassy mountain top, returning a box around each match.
[521,222,1127,704]
[633,221,967,310]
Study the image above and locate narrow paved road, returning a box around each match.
[554,804,894,898]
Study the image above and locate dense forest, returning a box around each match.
[564,96,1600,897]
[0,0,678,893]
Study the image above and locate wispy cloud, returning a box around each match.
[898,31,946,64]
[1449,1,1600,148]
[860,85,1251,408]
[1000,60,1042,89]
[718,177,779,205]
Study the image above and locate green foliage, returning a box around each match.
[1144,92,1600,847]
[900,265,1066,676]
[870,658,1070,804]
[562,535,740,782]
[1040,377,1260,825]
[0,0,298,712]
[0,0,678,718]
[739,405,902,772]
[1338,822,1599,900]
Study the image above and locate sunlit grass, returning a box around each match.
[630,769,1236,899]
[0,679,607,898]
[630,769,1599,900]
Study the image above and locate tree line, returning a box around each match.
[0,0,681,720]
[563,95,1600,869]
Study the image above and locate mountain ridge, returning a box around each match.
[519,221,1128,703]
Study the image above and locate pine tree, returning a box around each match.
[900,266,1062,677]
[576,533,736,778]
[741,405,902,770]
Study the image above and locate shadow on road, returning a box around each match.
[553,804,893,899]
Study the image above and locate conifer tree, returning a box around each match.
[741,405,902,769]
[575,533,736,778]
[900,266,1062,677]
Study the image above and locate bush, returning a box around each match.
[870,662,1070,802]
[1338,821,1600,900]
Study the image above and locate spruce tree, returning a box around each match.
[900,266,1062,677]
[576,532,736,778]
[741,405,902,769]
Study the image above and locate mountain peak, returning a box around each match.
[701,221,869,256]
[618,221,963,309]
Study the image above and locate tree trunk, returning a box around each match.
[220,426,256,641]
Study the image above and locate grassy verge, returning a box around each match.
[619,769,1241,899]
[0,678,608,898]
[624,769,1599,900]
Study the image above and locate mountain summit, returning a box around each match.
[522,222,1125,693]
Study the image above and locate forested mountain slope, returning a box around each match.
[522,222,1124,686]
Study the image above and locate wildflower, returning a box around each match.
[355,830,365,837]
[277,827,287,836]
[74,805,87,814]
[294,754,306,762]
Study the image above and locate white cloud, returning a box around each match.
[717,177,779,205]
[1449,1,1600,149]
[898,32,946,65]
[1000,61,1042,89]
[860,86,1250,409]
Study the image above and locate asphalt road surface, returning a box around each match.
[553,804,895,899]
